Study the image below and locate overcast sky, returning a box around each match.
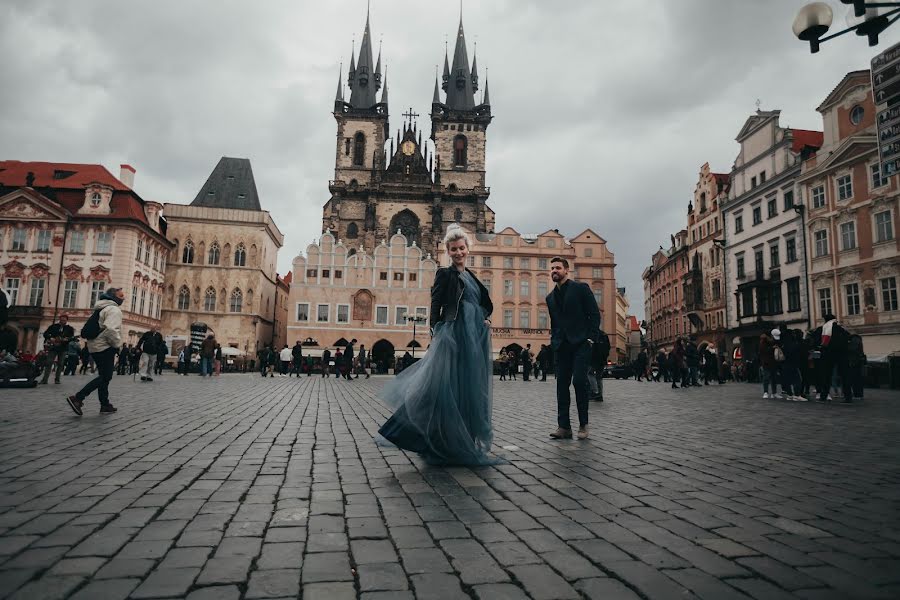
[1,0,894,319]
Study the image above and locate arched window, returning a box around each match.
[204,287,216,311]
[230,288,243,313]
[454,208,463,222]
[208,242,220,265]
[347,222,359,239]
[353,132,365,166]
[177,286,190,310]
[234,243,246,267]
[182,240,194,264]
[454,135,467,167]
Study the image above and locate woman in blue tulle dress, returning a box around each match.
[378,225,500,466]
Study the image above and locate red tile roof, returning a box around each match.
[282,271,293,285]
[0,160,154,228]
[627,315,641,332]
[790,129,824,153]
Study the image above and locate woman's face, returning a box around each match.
[448,238,468,266]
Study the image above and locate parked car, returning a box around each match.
[602,363,634,379]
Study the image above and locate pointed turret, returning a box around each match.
[446,17,476,110]
[335,66,344,104]
[348,8,379,109]
[347,42,356,87]
[374,43,383,88]
[482,76,490,106]
[470,49,479,93]
[380,70,389,106]
[432,75,441,104]
[442,45,450,92]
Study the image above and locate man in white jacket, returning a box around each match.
[66,287,125,416]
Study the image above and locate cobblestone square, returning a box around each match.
[1,374,899,599]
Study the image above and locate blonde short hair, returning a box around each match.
[443,224,470,249]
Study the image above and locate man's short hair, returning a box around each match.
[550,256,569,269]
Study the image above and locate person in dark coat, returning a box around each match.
[536,345,551,381]
[356,344,370,379]
[291,341,304,377]
[546,257,601,440]
[322,348,331,377]
[343,339,356,381]
[521,344,533,381]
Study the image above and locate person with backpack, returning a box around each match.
[65,287,125,416]
[136,326,163,382]
[847,334,866,400]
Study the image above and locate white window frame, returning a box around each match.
[811,185,826,209]
[131,286,139,311]
[395,306,408,326]
[68,230,85,253]
[519,309,531,329]
[537,280,549,298]
[375,305,389,325]
[871,163,887,189]
[316,303,330,323]
[29,278,45,306]
[5,278,20,305]
[504,279,514,297]
[881,277,899,312]
[336,303,350,324]
[845,283,861,316]
[35,229,52,252]
[503,308,514,328]
[414,306,428,320]
[90,281,105,307]
[839,221,857,251]
[296,302,310,322]
[538,258,548,270]
[837,174,853,201]
[537,309,549,329]
[814,229,829,257]
[139,288,147,315]
[503,257,514,268]
[592,267,603,279]
[10,228,26,251]
[135,238,144,261]
[520,279,530,298]
[62,280,78,309]
[95,231,112,254]
[875,210,894,243]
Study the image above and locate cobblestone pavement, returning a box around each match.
[0,373,899,600]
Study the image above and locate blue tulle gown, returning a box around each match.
[378,270,499,466]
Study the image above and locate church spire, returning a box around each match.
[441,43,450,92]
[348,6,379,109]
[470,45,479,93]
[335,64,344,104]
[432,74,441,105]
[380,67,389,106]
[445,16,476,110]
[482,75,490,106]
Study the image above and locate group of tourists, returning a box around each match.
[497,344,553,381]
[253,339,372,379]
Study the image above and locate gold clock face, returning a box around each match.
[401,140,416,156]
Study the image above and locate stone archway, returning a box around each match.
[371,339,395,374]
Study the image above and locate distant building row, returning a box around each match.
[643,70,899,362]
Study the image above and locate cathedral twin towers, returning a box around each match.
[322,8,494,255]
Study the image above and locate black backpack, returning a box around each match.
[592,330,611,367]
[81,308,103,340]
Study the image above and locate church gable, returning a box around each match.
[0,189,68,222]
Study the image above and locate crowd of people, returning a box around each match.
[252,338,375,379]
[632,312,866,403]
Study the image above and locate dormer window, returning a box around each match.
[90,192,101,208]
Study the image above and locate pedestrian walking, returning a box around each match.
[759,332,780,399]
[155,341,168,375]
[847,333,866,400]
[279,344,292,376]
[136,326,163,382]
[536,345,551,382]
[322,348,331,377]
[546,257,600,440]
[40,314,75,384]
[64,337,81,376]
[343,339,356,381]
[498,350,508,381]
[199,334,216,377]
[65,287,125,415]
[79,342,94,375]
[335,349,344,378]
[356,343,370,379]
[291,341,304,377]
[815,313,852,403]
[521,344,533,381]
[214,344,222,376]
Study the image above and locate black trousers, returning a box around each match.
[817,353,851,400]
[40,348,66,383]
[555,341,592,430]
[523,363,531,381]
[76,347,117,406]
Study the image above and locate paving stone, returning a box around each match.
[574,577,643,600]
[130,567,199,598]
[361,592,415,600]
[48,556,107,576]
[410,573,470,600]
[472,583,531,600]
[400,547,452,573]
[69,578,139,600]
[185,585,241,600]
[301,552,353,582]
[245,568,301,598]
[8,575,84,600]
[602,560,698,600]
[509,564,580,600]
[95,558,155,579]
[391,525,434,548]
[257,542,304,570]
[486,541,542,565]
[358,562,409,591]
[665,567,755,600]
[158,546,211,569]
[195,555,253,585]
[303,582,357,600]
[352,538,399,564]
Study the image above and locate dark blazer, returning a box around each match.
[546,279,600,350]
[344,343,355,364]
[430,267,493,329]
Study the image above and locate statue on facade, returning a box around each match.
[365,202,376,231]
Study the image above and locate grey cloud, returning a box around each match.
[1,0,892,318]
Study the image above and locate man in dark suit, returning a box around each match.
[343,339,356,381]
[546,257,601,440]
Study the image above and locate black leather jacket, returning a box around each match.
[429,267,493,330]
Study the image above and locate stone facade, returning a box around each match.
[287,230,437,369]
[721,111,822,360]
[643,231,689,352]
[160,203,284,357]
[0,162,172,352]
[615,287,629,363]
[684,163,729,354]
[800,71,900,358]
[436,226,619,358]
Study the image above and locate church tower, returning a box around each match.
[431,16,492,231]
[331,8,388,188]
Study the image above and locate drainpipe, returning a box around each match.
[51,217,71,323]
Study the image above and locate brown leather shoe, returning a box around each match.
[577,425,589,440]
[549,427,572,439]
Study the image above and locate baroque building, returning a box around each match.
[0,161,171,352]
[160,157,285,357]
[683,163,729,354]
[322,9,494,257]
[643,230,689,352]
[721,111,823,360]
[799,71,900,358]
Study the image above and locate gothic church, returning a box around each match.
[321,8,494,257]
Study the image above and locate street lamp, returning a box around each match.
[408,314,427,359]
[793,1,900,53]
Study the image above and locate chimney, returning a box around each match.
[119,164,136,189]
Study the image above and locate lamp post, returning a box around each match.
[409,314,427,359]
[793,1,900,53]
